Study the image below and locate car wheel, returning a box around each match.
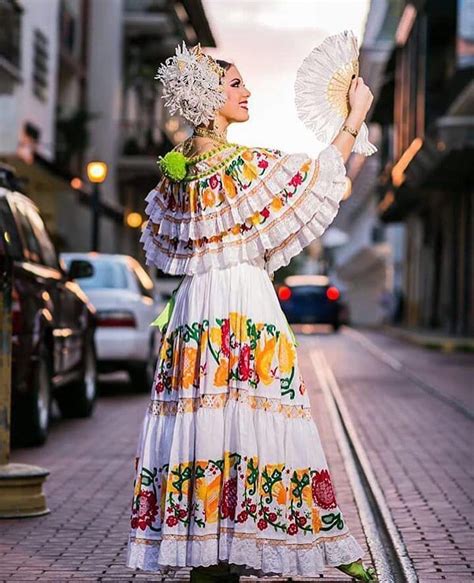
[129,337,156,393]
[56,336,98,418]
[14,347,52,447]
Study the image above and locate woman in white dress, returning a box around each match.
[126,43,376,582]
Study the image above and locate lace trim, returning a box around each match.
[141,145,346,276]
[148,389,313,420]
[130,529,353,547]
[126,529,365,576]
[144,151,297,240]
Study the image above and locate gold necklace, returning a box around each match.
[193,126,229,144]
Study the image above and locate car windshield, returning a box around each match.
[73,259,129,290]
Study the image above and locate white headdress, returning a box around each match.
[155,42,227,127]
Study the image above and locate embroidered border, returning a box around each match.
[148,389,313,420]
[129,530,352,548]
[149,153,295,225]
[149,162,321,260]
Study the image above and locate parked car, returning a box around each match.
[275,274,347,331]
[60,253,164,389]
[0,164,98,446]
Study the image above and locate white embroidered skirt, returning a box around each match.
[126,261,364,577]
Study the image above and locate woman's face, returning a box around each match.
[218,65,251,123]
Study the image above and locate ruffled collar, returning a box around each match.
[184,143,246,182]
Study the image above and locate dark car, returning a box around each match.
[275,275,347,331]
[0,164,98,446]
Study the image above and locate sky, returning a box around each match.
[203,0,370,157]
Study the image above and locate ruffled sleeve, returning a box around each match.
[140,143,347,276]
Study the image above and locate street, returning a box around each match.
[1,328,473,582]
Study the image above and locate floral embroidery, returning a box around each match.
[130,451,344,537]
[311,469,337,510]
[151,156,315,255]
[155,313,297,397]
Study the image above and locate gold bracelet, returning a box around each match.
[342,124,359,138]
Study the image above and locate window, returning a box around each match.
[71,260,129,290]
[32,29,48,101]
[0,197,22,259]
[24,204,59,269]
[0,0,21,72]
[10,200,42,264]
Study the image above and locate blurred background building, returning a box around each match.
[0,0,215,255]
[332,0,473,337]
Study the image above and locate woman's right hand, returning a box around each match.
[348,76,374,118]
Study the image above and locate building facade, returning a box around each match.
[333,0,473,335]
[372,0,473,336]
[0,0,216,258]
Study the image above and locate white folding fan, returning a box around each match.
[294,29,377,156]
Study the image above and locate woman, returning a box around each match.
[126,43,376,582]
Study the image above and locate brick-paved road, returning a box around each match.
[0,364,362,582]
[306,328,474,582]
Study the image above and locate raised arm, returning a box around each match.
[331,76,374,164]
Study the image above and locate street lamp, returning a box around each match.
[87,161,108,252]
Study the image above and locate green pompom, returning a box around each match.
[157,151,188,181]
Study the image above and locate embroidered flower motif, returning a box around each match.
[223,174,237,198]
[290,172,303,187]
[221,318,231,357]
[258,159,269,169]
[182,346,198,389]
[243,162,258,181]
[209,174,219,189]
[166,514,179,527]
[311,469,337,509]
[287,522,298,535]
[255,336,277,385]
[202,187,215,207]
[279,333,296,374]
[257,518,268,530]
[131,490,159,530]
[312,507,322,533]
[220,477,237,520]
[270,197,283,211]
[214,357,228,386]
[238,344,251,381]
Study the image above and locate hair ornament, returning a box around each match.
[155,42,227,128]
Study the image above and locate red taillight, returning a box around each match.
[11,285,22,335]
[97,310,136,328]
[278,285,292,301]
[326,286,340,301]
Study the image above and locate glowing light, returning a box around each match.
[87,161,108,183]
[278,285,292,301]
[391,138,423,187]
[326,286,340,301]
[70,177,83,189]
[126,212,143,228]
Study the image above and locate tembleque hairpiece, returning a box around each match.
[155,42,227,128]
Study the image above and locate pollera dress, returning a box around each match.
[125,141,365,577]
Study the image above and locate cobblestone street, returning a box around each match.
[1,329,472,582]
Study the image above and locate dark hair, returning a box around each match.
[216,59,233,78]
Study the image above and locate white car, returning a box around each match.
[61,253,165,389]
